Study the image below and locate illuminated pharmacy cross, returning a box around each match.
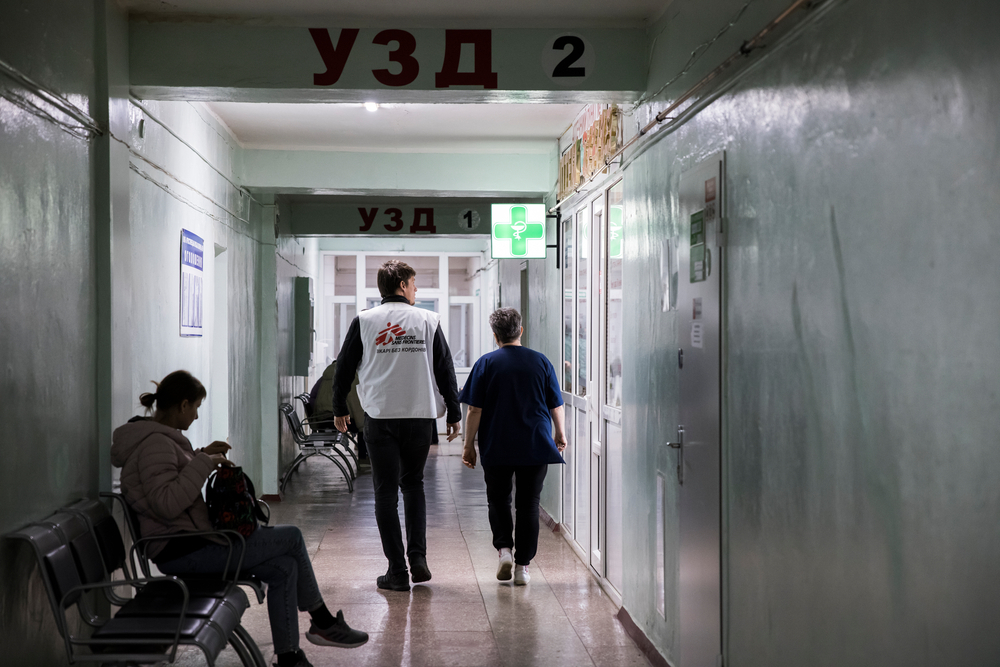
[494,206,544,256]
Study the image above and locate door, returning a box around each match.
[602,181,625,592]
[561,207,591,557]
[563,185,625,595]
[588,196,604,574]
[676,153,725,667]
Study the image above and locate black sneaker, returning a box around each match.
[305,610,369,648]
[410,557,432,583]
[376,569,411,592]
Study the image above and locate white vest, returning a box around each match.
[356,303,446,420]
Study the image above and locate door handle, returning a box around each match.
[667,425,685,485]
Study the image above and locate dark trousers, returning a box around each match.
[482,463,548,566]
[364,417,434,575]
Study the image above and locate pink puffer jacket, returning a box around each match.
[110,419,218,559]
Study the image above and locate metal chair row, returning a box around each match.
[4,496,266,666]
[278,402,359,493]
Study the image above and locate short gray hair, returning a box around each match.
[489,307,522,344]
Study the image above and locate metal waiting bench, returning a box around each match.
[4,497,266,666]
[279,402,358,493]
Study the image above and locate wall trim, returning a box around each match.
[615,607,673,667]
[539,506,560,533]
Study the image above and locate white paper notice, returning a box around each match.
[691,322,704,349]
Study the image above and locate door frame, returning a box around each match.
[559,175,625,605]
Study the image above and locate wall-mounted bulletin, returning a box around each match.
[180,229,204,337]
[558,104,622,201]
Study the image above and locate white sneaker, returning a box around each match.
[513,564,530,586]
[496,548,513,581]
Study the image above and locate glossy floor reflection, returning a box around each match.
[172,447,649,666]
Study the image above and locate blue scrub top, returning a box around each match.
[458,345,565,467]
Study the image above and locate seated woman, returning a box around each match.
[111,370,367,667]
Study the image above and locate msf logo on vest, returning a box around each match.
[375,322,407,347]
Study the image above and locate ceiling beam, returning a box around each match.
[129,22,647,103]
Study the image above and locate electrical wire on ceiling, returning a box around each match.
[111,132,251,226]
[0,57,103,140]
[630,0,758,114]
[128,159,272,247]
[129,96,259,208]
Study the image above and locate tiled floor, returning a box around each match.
[175,446,649,666]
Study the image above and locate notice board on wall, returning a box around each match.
[180,229,204,337]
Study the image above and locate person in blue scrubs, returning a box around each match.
[459,308,568,585]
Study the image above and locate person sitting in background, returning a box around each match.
[111,370,368,667]
[309,359,368,460]
[459,308,567,585]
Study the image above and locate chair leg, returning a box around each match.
[233,624,268,667]
[279,452,312,492]
[331,445,357,479]
[228,625,262,667]
[340,435,361,469]
[319,451,355,492]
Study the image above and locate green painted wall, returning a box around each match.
[274,203,318,480]
[608,0,1000,663]
[239,148,552,197]
[0,1,100,663]
[0,4,277,659]
[123,99,273,493]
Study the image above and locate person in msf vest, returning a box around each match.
[333,259,461,592]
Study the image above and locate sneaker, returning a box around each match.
[496,549,513,581]
[376,569,411,592]
[305,610,369,648]
[410,556,432,583]
[513,564,530,586]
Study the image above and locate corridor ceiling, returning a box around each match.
[202,102,582,153]
[122,0,666,153]
[121,0,668,26]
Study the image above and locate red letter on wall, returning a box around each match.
[310,28,360,86]
[372,30,419,87]
[359,207,379,231]
[435,30,498,89]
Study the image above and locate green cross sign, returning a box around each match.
[492,205,546,257]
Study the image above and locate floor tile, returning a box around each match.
[239,448,650,666]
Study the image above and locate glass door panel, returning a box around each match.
[605,419,624,591]
[563,215,575,393]
[572,206,591,555]
[449,303,473,368]
[366,255,440,289]
[574,405,590,553]
[604,181,625,592]
[589,198,604,572]
[561,404,575,535]
[606,182,624,409]
[576,210,589,398]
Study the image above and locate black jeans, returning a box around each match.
[482,463,548,565]
[364,417,434,575]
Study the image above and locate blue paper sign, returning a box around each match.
[180,229,204,337]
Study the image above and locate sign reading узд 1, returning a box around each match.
[491,204,547,259]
